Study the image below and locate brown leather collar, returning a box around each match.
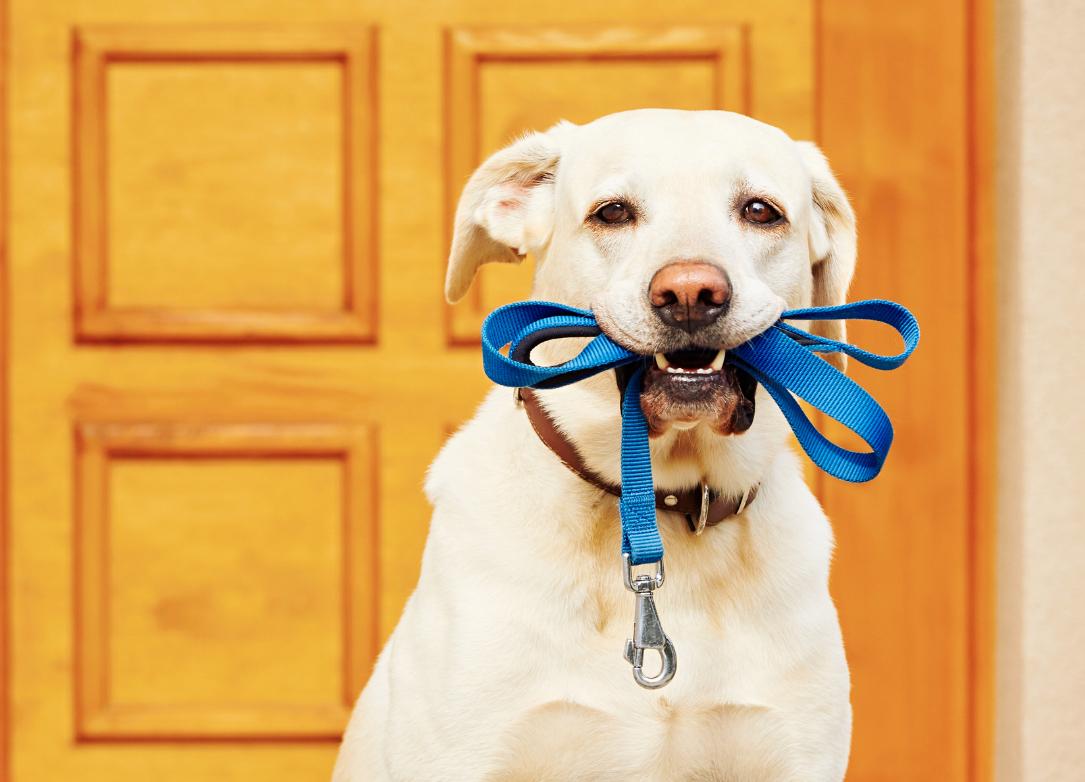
[518,388,758,534]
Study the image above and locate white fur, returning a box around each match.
[334,110,855,781]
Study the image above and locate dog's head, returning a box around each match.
[447,109,855,437]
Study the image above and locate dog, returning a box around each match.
[334,109,854,781]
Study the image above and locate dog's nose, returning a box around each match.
[648,262,732,332]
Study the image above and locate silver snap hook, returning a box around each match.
[622,553,677,689]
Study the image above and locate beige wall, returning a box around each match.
[996,0,1085,779]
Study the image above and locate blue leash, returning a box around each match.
[481,299,920,566]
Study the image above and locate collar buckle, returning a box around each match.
[692,481,712,536]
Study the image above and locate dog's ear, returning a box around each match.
[795,141,857,371]
[445,126,567,303]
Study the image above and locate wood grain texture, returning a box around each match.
[0,0,9,775]
[72,25,378,343]
[817,0,993,779]
[966,0,997,777]
[73,420,378,741]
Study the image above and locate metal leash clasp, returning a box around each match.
[622,553,677,689]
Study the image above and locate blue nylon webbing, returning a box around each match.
[480,299,920,564]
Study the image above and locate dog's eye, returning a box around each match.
[742,199,783,225]
[592,201,634,225]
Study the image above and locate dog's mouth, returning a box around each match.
[653,348,727,374]
[638,348,758,436]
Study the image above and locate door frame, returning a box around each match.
[964,0,997,776]
[2,0,12,776]
[0,0,996,777]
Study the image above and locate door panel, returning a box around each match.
[73,25,377,343]
[2,0,982,780]
[73,420,377,741]
[106,62,344,310]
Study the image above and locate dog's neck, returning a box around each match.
[531,371,788,498]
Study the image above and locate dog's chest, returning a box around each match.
[489,684,782,781]
[478,605,779,779]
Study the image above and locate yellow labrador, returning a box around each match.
[335,109,854,781]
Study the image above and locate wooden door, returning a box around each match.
[0,1,990,780]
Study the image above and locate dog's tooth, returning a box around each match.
[655,353,669,370]
[710,349,726,371]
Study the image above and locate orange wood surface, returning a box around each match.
[818,1,993,778]
[1,0,9,776]
[72,25,378,343]
[0,0,992,779]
